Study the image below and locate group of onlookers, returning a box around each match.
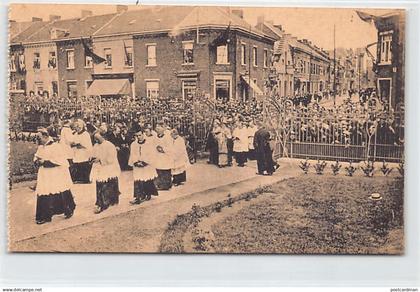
[206,115,279,175]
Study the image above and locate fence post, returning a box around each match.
[290,141,293,158]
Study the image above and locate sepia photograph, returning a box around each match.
[7,3,405,254]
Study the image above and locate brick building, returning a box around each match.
[373,11,405,108]
[257,20,330,97]
[9,19,49,95]
[93,6,275,100]
[55,12,117,98]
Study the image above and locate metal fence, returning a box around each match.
[266,97,404,163]
[12,94,215,152]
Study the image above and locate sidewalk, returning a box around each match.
[9,159,301,252]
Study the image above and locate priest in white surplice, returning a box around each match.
[171,129,190,186]
[128,130,159,204]
[70,119,93,183]
[34,128,76,224]
[153,123,174,190]
[90,132,121,214]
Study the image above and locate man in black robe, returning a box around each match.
[253,123,275,175]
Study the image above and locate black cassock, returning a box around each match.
[205,132,219,165]
[109,133,131,171]
[253,127,275,175]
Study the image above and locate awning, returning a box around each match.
[241,75,264,95]
[85,79,131,96]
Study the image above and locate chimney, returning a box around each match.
[32,17,42,22]
[116,5,128,14]
[231,9,243,19]
[273,24,282,31]
[257,15,265,25]
[49,15,61,22]
[81,10,93,18]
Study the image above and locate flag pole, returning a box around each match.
[196,7,199,44]
[333,23,336,107]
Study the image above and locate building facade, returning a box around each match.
[374,11,405,108]
[257,20,330,97]
[132,27,273,100]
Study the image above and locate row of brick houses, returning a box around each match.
[9,6,279,101]
[256,19,332,97]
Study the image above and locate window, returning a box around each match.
[33,52,41,69]
[124,46,133,67]
[182,79,197,100]
[48,51,57,69]
[215,79,231,100]
[182,41,194,64]
[18,53,26,72]
[216,44,229,64]
[379,31,392,64]
[378,78,392,105]
[51,81,58,96]
[146,81,159,98]
[85,55,93,68]
[10,76,17,90]
[20,80,26,92]
[263,49,268,68]
[104,48,112,68]
[67,81,77,98]
[146,44,156,66]
[35,82,44,95]
[66,49,75,69]
[252,46,258,67]
[10,54,16,72]
[241,43,246,65]
[252,79,258,98]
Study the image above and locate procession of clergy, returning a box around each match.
[33,117,277,225]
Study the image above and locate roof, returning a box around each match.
[95,6,270,40]
[10,6,273,44]
[95,6,192,36]
[9,21,34,39]
[10,21,49,44]
[259,22,283,40]
[24,13,117,43]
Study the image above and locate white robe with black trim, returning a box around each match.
[172,136,190,175]
[35,140,73,195]
[128,138,158,182]
[72,131,92,163]
[90,140,121,183]
[154,134,174,170]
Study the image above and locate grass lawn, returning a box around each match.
[210,175,404,254]
[9,140,38,183]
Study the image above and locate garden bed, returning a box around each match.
[160,175,404,255]
[9,140,38,184]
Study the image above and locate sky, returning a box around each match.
[9,4,400,50]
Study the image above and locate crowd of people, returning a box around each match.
[33,118,191,224]
[32,113,279,225]
[12,88,403,151]
[266,91,403,147]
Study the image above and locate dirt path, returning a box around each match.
[11,160,300,252]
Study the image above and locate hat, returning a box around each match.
[369,193,382,201]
